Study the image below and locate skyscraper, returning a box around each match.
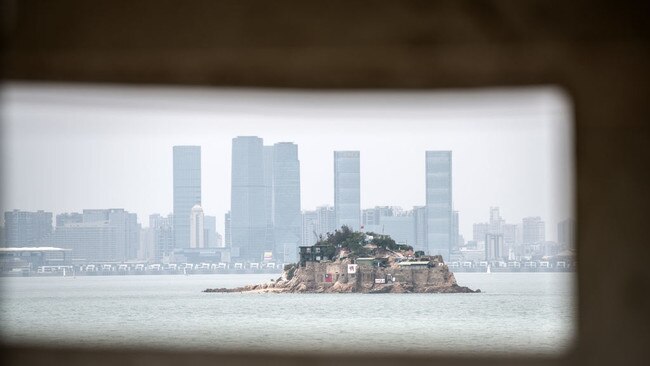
[231,136,266,261]
[173,146,201,249]
[425,151,452,260]
[273,142,302,263]
[189,204,205,249]
[334,151,360,231]
[263,146,276,253]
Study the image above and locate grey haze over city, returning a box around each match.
[0,83,573,243]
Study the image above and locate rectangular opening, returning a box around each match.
[0,83,576,356]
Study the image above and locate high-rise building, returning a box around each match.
[489,206,504,234]
[425,151,452,259]
[413,206,427,252]
[56,212,82,227]
[224,211,231,247]
[189,204,205,249]
[316,205,336,236]
[301,210,319,246]
[231,136,266,261]
[272,142,302,263]
[149,213,174,261]
[3,210,53,247]
[49,209,139,262]
[380,213,415,246]
[523,216,546,245]
[451,210,460,251]
[485,233,505,260]
[334,151,360,231]
[263,146,275,253]
[362,206,395,227]
[204,215,217,248]
[173,146,201,249]
[558,218,576,250]
[473,223,489,243]
[503,223,519,249]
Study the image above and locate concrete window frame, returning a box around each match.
[2,1,649,365]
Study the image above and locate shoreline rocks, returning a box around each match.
[204,257,480,294]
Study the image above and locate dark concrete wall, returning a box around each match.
[2,1,649,365]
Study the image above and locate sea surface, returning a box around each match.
[0,273,576,356]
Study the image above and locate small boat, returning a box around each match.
[486,264,491,274]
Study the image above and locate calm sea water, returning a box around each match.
[0,273,576,355]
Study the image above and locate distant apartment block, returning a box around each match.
[3,210,53,247]
[523,216,546,245]
[147,213,174,262]
[173,146,201,249]
[334,151,360,231]
[316,205,336,237]
[50,209,139,262]
[473,222,489,244]
[485,233,505,261]
[301,210,319,246]
[425,151,452,259]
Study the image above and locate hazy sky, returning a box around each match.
[1,83,574,240]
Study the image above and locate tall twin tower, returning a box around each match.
[231,137,302,263]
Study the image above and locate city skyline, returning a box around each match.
[1,84,574,240]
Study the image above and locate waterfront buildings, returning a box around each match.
[189,204,205,249]
[173,146,202,249]
[272,142,302,263]
[3,210,53,247]
[334,151,361,231]
[49,209,139,262]
[231,136,266,261]
[425,151,452,259]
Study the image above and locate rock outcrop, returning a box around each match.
[204,256,479,294]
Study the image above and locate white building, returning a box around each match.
[190,205,205,249]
